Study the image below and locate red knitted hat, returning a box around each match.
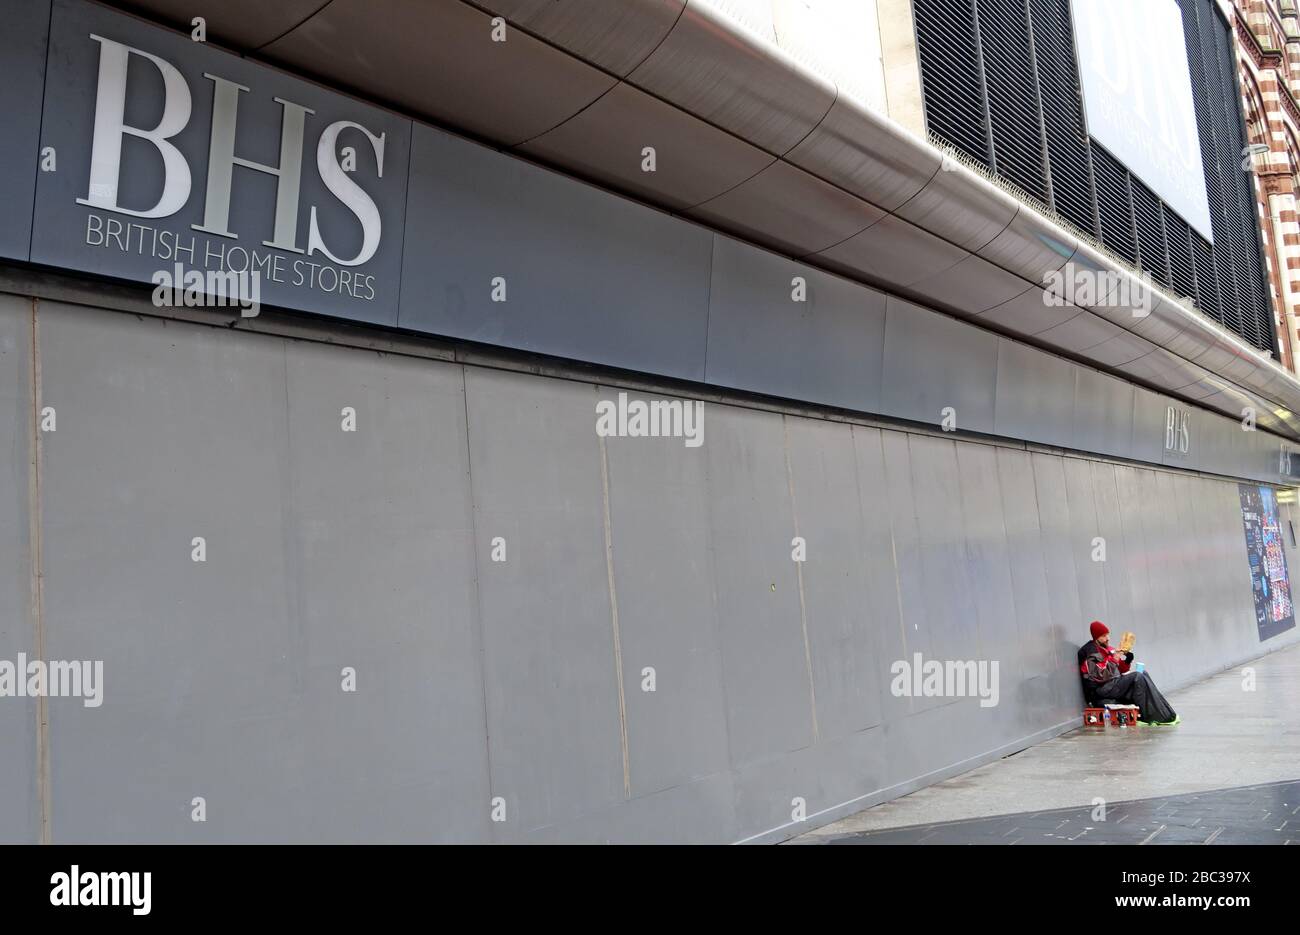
[1089,620,1109,640]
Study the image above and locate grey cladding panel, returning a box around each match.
[849,426,907,729]
[785,417,883,739]
[953,442,1022,740]
[1089,462,1135,637]
[0,295,37,842]
[1030,453,1085,654]
[878,430,933,673]
[463,368,625,837]
[38,307,491,843]
[705,237,885,413]
[704,406,813,766]
[906,435,982,666]
[994,448,1059,677]
[994,339,1076,449]
[401,125,711,381]
[278,342,490,843]
[881,297,998,434]
[1072,368,1136,460]
[0,0,48,260]
[37,302,298,842]
[599,385,731,796]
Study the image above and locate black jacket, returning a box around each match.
[1077,640,1134,702]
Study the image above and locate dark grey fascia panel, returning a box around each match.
[880,297,1000,435]
[30,0,411,326]
[993,339,1077,450]
[1072,367,1136,461]
[704,236,885,413]
[398,124,712,382]
[0,0,50,261]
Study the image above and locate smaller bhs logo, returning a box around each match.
[1164,406,1190,455]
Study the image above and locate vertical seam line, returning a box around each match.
[783,415,820,742]
[460,368,497,838]
[30,298,50,844]
[596,399,631,797]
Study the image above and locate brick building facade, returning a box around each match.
[1236,0,1300,372]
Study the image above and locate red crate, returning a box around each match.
[1107,705,1140,727]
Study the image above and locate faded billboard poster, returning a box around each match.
[1239,484,1296,641]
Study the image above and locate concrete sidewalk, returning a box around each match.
[796,641,1300,843]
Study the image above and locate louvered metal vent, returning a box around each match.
[1164,207,1198,302]
[1191,232,1225,322]
[1091,145,1139,267]
[1026,0,1098,237]
[979,0,1046,201]
[913,0,991,167]
[1131,177,1172,288]
[912,0,1277,355]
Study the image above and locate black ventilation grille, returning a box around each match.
[979,0,1047,201]
[1192,231,1224,320]
[1164,207,1198,301]
[1092,145,1138,267]
[912,0,1277,356]
[913,0,991,166]
[1131,177,1172,288]
[1027,0,1098,236]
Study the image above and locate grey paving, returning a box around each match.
[814,778,1300,845]
[796,641,1300,843]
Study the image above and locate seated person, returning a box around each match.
[1078,621,1179,725]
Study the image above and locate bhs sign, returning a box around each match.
[30,0,411,324]
[1165,405,1191,455]
[80,34,387,268]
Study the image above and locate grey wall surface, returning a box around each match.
[2,0,1297,482]
[34,303,488,842]
[3,295,1296,844]
[0,294,38,842]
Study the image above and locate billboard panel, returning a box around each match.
[1239,483,1296,641]
[1072,0,1214,241]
